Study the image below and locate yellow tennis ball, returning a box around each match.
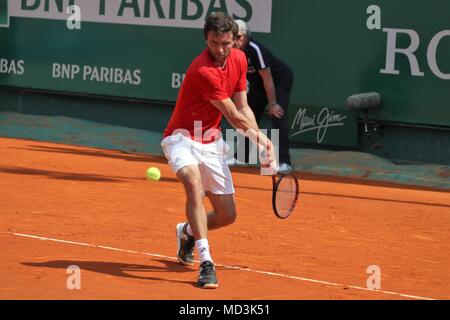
[146,167,161,181]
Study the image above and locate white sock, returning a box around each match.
[186,224,194,237]
[195,238,213,264]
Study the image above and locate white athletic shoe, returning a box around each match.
[278,163,292,174]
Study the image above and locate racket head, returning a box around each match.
[272,174,299,219]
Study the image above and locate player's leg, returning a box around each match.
[177,166,217,289]
[161,134,201,266]
[187,138,237,288]
[176,165,208,240]
[205,193,237,229]
[161,134,218,288]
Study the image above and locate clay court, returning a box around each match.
[1,137,449,300]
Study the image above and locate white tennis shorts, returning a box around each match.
[161,133,235,195]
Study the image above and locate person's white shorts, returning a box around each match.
[161,133,235,195]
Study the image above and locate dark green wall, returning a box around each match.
[0,1,449,164]
[0,87,173,132]
[1,1,449,127]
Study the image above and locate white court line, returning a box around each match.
[3,231,435,300]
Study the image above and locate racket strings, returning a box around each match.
[275,176,297,217]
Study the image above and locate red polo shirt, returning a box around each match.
[163,48,247,143]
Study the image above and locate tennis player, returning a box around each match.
[161,12,276,289]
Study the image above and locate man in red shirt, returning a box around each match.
[161,12,276,289]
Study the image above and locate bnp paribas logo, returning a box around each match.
[0,0,9,28]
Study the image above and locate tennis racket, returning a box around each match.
[271,173,299,219]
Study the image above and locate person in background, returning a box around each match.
[233,19,294,173]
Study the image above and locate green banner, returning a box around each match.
[0,0,449,145]
[0,0,271,102]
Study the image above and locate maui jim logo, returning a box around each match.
[291,107,348,144]
[0,0,9,28]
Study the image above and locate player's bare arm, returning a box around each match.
[232,90,258,126]
[210,98,276,165]
[210,98,255,131]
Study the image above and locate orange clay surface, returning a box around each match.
[0,137,449,300]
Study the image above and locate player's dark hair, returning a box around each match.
[203,12,239,40]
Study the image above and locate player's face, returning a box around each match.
[206,31,235,65]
